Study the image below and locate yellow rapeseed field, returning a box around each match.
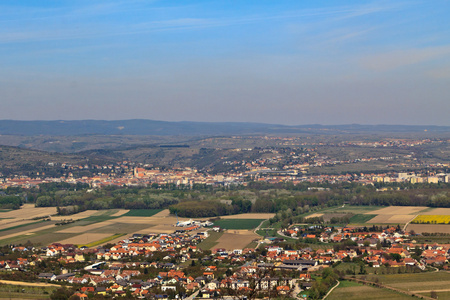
[411,215,450,224]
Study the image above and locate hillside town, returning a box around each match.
[1,138,449,190]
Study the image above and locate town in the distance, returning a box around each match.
[0,131,450,300]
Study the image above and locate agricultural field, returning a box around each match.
[0,208,200,247]
[322,205,383,214]
[362,272,450,294]
[110,209,130,216]
[305,213,324,219]
[0,204,56,219]
[349,214,377,223]
[365,207,425,224]
[367,214,415,224]
[213,219,265,230]
[57,233,113,246]
[420,208,450,215]
[411,215,450,224]
[327,280,412,300]
[197,231,224,250]
[214,230,261,250]
[0,282,57,299]
[50,210,100,221]
[310,205,450,227]
[366,206,428,215]
[219,213,275,219]
[303,206,427,225]
[122,209,163,217]
[406,224,450,234]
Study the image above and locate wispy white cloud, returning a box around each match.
[0,1,402,44]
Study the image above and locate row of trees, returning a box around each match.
[1,182,449,218]
[0,195,22,209]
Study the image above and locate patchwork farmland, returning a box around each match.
[0,206,195,247]
[303,205,450,232]
[0,205,273,248]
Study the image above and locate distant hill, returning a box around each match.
[0,120,449,136]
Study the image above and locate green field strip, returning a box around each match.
[0,220,47,233]
[213,219,265,230]
[123,209,164,217]
[349,214,377,224]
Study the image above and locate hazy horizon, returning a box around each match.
[1,1,449,125]
[0,119,449,128]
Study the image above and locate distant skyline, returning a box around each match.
[1,0,449,125]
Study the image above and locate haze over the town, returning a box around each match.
[1,0,449,125]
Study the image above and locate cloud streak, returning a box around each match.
[0,2,399,44]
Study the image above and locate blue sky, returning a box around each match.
[1,0,449,125]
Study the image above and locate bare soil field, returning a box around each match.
[57,233,111,245]
[50,210,99,221]
[366,206,428,215]
[135,225,175,234]
[153,209,171,217]
[406,224,450,234]
[220,213,275,219]
[88,222,153,234]
[305,213,324,219]
[111,209,130,217]
[0,204,56,219]
[0,279,61,287]
[421,208,450,215]
[57,221,116,233]
[368,214,415,224]
[214,230,261,250]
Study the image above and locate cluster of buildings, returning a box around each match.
[1,221,450,299]
[0,137,449,190]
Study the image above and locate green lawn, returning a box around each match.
[214,219,265,230]
[122,209,164,217]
